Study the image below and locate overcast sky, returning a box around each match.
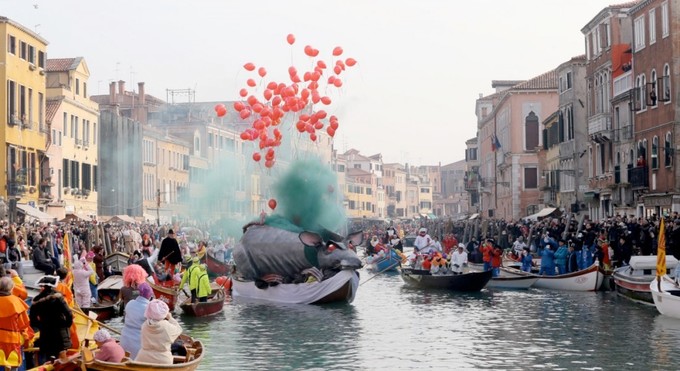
[6,0,617,166]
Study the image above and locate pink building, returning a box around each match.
[476,71,559,220]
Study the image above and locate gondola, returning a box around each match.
[202,253,232,278]
[401,268,492,292]
[179,288,226,317]
[104,252,130,275]
[149,279,180,311]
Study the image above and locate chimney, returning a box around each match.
[138,82,146,105]
[118,80,125,95]
[109,81,117,104]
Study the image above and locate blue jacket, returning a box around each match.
[540,237,558,251]
[554,246,569,266]
[120,296,150,359]
[540,248,555,268]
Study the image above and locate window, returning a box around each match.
[19,41,26,60]
[567,71,572,90]
[7,35,15,54]
[28,88,32,125]
[19,85,26,120]
[27,45,35,64]
[649,9,657,44]
[665,132,673,167]
[567,106,574,140]
[38,92,43,126]
[662,1,669,37]
[652,136,659,169]
[660,64,671,103]
[93,122,97,144]
[524,167,538,189]
[637,74,648,111]
[83,82,87,98]
[634,16,646,51]
[525,112,539,150]
[38,51,44,68]
[7,80,16,120]
[649,70,658,107]
[63,159,69,187]
[70,161,80,189]
[75,78,80,95]
[82,163,91,190]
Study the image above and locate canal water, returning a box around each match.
[110,270,680,370]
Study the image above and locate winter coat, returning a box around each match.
[554,246,569,266]
[135,316,183,364]
[29,290,72,359]
[120,296,150,359]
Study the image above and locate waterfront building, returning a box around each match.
[345,167,376,218]
[582,2,638,220]
[463,137,481,214]
[0,16,51,222]
[540,56,589,215]
[382,162,407,219]
[440,160,468,219]
[476,73,559,220]
[628,0,678,217]
[45,57,99,219]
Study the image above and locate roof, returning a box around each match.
[46,57,82,72]
[512,69,558,90]
[0,16,49,45]
[45,99,62,124]
[491,80,526,88]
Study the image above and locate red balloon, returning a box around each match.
[332,46,343,56]
[214,103,224,112]
[240,109,251,119]
[239,88,248,98]
[288,66,297,76]
[267,81,278,90]
[304,45,314,57]
[317,60,327,69]
[330,120,339,130]
[263,89,273,101]
[244,63,255,71]
[216,106,227,117]
[311,49,319,57]
[328,76,336,84]
[333,66,342,75]
[333,78,343,88]
[327,127,336,137]
[258,67,267,77]
[247,78,257,87]
[321,96,331,105]
[253,152,262,162]
[265,160,275,168]
[310,133,317,141]
[345,58,357,67]
[240,132,250,140]
[268,199,277,210]
[286,34,295,45]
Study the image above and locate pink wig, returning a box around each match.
[123,264,148,286]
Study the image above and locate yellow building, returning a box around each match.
[143,126,190,224]
[0,16,51,220]
[45,57,99,219]
[345,168,376,218]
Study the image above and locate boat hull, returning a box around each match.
[180,290,225,317]
[367,255,401,273]
[105,252,130,275]
[202,253,232,277]
[487,275,538,289]
[150,280,180,311]
[401,269,492,292]
[232,269,359,305]
[613,256,678,304]
[80,300,118,321]
[85,336,203,371]
[532,264,603,291]
[650,277,680,319]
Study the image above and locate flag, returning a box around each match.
[62,232,73,287]
[491,134,501,152]
[656,218,666,286]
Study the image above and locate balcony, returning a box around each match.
[559,141,574,159]
[613,71,633,98]
[588,113,612,142]
[588,171,616,190]
[629,166,649,189]
[613,125,633,142]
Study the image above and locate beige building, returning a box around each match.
[345,167,376,218]
[142,126,190,224]
[383,162,407,218]
[45,57,99,219]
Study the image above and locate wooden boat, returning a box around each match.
[36,334,204,371]
[487,268,538,289]
[366,250,401,273]
[232,269,359,305]
[202,252,233,277]
[613,255,678,305]
[650,276,680,320]
[180,288,226,317]
[149,279,180,311]
[80,300,118,321]
[531,263,604,291]
[401,268,492,292]
[105,252,130,275]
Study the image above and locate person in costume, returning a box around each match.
[29,276,73,363]
[94,329,125,363]
[450,244,468,274]
[120,282,153,359]
[157,229,182,279]
[120,264,149,310]
[0,277,33,370]
[135,300,182,364]
[73,257,94,308]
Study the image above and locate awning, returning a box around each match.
[427,213,437,220]
[17,204,56,223]
[469,213,479,220]
[523,207,558,222]
[107,215,137,224]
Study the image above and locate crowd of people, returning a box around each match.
[354,211,680,277]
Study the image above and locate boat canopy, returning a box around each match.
[629,255,679,270]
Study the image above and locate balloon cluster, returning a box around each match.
[213,34,357,170]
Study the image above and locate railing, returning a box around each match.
[613,125,633,142]
[588,171,616,190]
[613,71,633,97]
[559,141,574,159]
[588,113,612,136]
[628,166,649,189]
[39,123,49,134]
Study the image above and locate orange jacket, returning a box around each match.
[0,295,33,367]
[491,248,503,268]
[481,244,493,262]
[10,277,27,301]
